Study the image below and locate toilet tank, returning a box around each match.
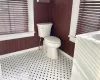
[37,23,53,38]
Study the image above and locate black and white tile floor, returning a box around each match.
[0,49,73,80]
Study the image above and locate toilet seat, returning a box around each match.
[44,36,61,44]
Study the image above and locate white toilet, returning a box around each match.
[37,23,61,59]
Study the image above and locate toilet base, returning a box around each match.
[47,47,59,59]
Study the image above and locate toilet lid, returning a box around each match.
[45,36,61,44]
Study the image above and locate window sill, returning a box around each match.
[69,37,76,43]
[0,32,35,41]
[68,35,76,43]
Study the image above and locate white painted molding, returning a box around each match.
[36,0,50,3]
[68,35,76,43]
[0,32,35,41]
[28,0,35,32]
[37,0,39,2]
[0,47,73,60]
[58,49,73,60]
[69,0,80,43]
[0,46,42,59]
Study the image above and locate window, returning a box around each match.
[0,0,34,41]
[69,0,100,42]
[77,0,100,34]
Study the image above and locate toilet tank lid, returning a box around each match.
[45,36,61,44]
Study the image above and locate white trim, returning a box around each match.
[0,32,34,41]
[0,48,73,60]
[37,0,39,2]
[0,0,35,41]
[28,0,35,32]
[0,46,42,59]
[69,0,80,43]
[68,35,76,43]
[58,49,73,60]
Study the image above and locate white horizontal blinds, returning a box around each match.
[0,1,10,35]
[9,0,28,34]
[0,0,28,35]
[76,0,100,34]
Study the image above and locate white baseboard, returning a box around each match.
[0,46,42,59]
[0,47,73,60]
[58,49,73,60]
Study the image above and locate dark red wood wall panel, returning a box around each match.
[0,0,51,55]
[51,0,75,57]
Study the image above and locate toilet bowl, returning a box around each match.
[44,36,61,59]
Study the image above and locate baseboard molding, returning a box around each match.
[58,49,73,60]
[0,47,73,60]
[0,46,42,59]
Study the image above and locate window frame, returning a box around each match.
[0,0,35,41]
[69,0,80,43]
[69,0,100,43]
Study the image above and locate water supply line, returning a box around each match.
[39,37,44,53]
